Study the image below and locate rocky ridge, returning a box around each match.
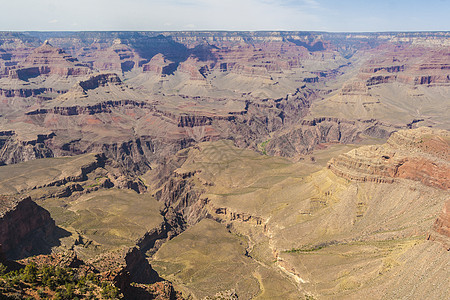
[328,127,450,189]
[266,117,395,158]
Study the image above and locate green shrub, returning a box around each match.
[22,263,38,283]
[37,288,46,298]
[101,283,120,299]
[0,263,7,275]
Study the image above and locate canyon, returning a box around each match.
[0,31,448,299]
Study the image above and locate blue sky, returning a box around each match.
[1,0,449,32]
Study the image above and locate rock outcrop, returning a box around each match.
[266,117,394,158]
[10,40,91,79]
[92,247,160,286]
[0,195,59,259]
[142,53,173,74]
[91,41,145,73]
[328,127,450,189]
[18,249,183,299]
[0,130,55,165]
[427,199,450,250]
[178,56,211,80]
[358,46,450,86]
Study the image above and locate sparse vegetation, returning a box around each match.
[285,245,325,253]
[0,263,7,276]
[259,139,270,155]
[284,241,338,253]
[0,262,122,299]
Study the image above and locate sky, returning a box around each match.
[0,0,449,32]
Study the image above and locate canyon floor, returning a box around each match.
[0,31,448,299]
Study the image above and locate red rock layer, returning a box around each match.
[328,128,450,189]
[142,53,173,74]
[10,41,91,79]
[91,41,146,73]
[357,46,450,86]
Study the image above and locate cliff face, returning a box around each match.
[11,40,91,79]
[77,72,122,90]
[0,131,55,165]
[92,247,161,286]
[0,196,59,259]
[266,117,394,158]
[328,127,450,189]
[357,46,450,86]
[428,199,450,250]
[148,148,207,238]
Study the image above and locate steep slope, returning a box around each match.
[0,195,61,260]
[328,127,450,188]
[0,152,186,297]
[147,128,449,299]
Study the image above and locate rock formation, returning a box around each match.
[0,195,59,259]
[266,117,394,158]
[428,199,450,250]
[10,40,91,79]
[142,53,173,74]
[328,127,450,189]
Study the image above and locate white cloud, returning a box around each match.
[48,19,59,24]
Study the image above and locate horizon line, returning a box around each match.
[1,29,449,34]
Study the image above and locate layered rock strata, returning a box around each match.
[328,127,450,189]
[10,40,91,79]
[266,117,394,158]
